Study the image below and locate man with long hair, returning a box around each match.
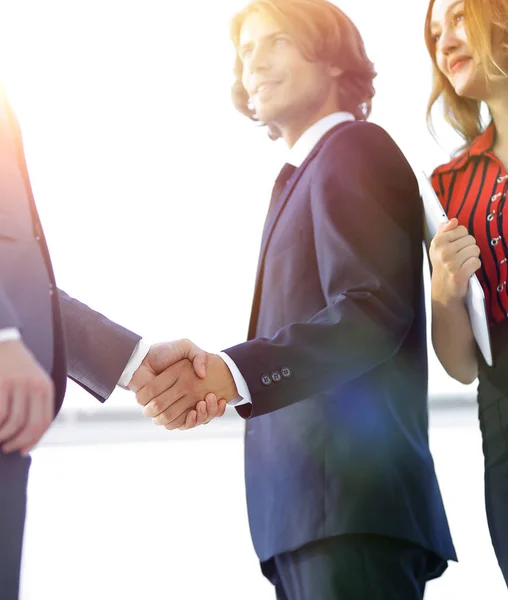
[138,1,457,596]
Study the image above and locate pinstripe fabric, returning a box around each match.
[431,123,508,324]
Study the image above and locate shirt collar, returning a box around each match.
[469,121,495,157]
[442,121,496,173]
[287,112,356,168]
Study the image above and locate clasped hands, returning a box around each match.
[0,338,235,457]
[127,339,239,430]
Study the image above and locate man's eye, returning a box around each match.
[453,12,465,24]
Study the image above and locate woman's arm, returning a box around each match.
[431,294,478,384]
[429,219,481,384]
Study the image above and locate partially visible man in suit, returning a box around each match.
[0,88,223,600]
[136,0,457,597]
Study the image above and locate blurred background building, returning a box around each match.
[0,0,503,597]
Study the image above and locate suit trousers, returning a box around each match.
[262,534,438,600]
[478,318,508,587]
[0,451,31,600]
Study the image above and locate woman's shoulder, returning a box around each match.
[431,146,471,179]
[432,123,495,179]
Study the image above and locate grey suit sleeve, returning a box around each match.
[0,93,25,330]
[58,289,141,402]
[0,292,20,330]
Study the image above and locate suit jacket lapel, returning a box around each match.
[248,121,353,339]
[253,166,303,285]
[247,144,320,339]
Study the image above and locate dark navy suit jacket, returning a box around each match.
[0,91,140,413]
[225,121,456,570]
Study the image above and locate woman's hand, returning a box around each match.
[429,218,481,302]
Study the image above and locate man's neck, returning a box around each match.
[280,106,343,149]
[282,119,318,149]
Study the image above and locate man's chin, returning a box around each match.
[255,104,280,124]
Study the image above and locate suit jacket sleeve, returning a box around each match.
[59,289,141,402]
[0,92,23,330]
[224,122,422,418]
[0,292,20,330]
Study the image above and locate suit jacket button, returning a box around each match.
[281,367,292,378]
[271,371,282,382]
[261,375,272,386]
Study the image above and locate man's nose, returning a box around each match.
[250,44,270,72]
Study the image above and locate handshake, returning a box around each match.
[0,338,239,456]
[126,338,240,430]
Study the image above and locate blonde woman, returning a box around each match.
[426,0,508,584]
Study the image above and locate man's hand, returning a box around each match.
[127,339,209,392]
[181,392,228,431]
[128,339,227,429]
[137,354,238,430]
[0,340,54,455]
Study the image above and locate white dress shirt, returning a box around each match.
[1,112,355,396]
[0,328,21,343]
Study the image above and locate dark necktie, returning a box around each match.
[269,162,297,212]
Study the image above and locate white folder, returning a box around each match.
[418,172,493,367]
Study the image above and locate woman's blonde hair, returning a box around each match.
[425,0,508,147]
[230,0,376,139]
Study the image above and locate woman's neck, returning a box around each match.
[489,97,508,170]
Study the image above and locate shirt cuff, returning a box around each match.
[0,327,21,343]
[117,339,151,388]
[218,351,252,406]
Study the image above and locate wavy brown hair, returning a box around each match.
[425,0,508,147]
[230,0,377,139]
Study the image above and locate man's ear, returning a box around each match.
[329,65,343,78]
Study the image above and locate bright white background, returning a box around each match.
[0,0,476,410]
[0,0,502,598]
